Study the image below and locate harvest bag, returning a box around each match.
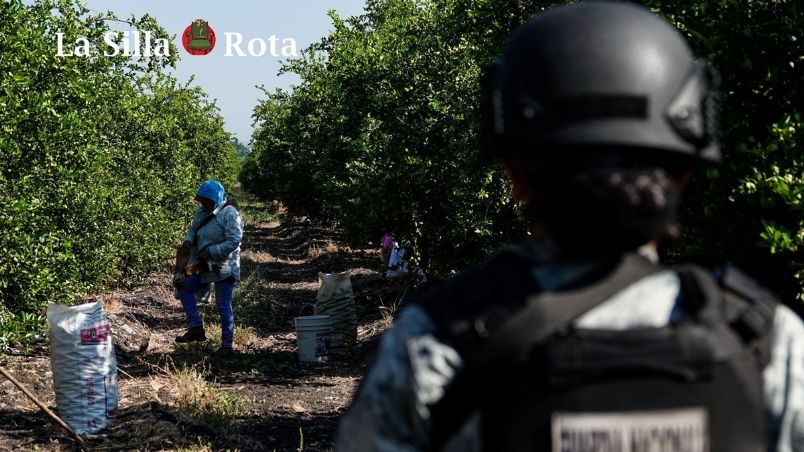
[47,301,118,434]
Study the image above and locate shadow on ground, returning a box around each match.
[0,215,412,451]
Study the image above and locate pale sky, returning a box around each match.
[76,1,368,144]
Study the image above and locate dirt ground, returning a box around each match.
[0,212,410,451]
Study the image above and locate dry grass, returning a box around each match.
[175,442,215,452]
[233,325,258,348]
[174,438,233,452]
[307,244,324,259]
[357,318,394,344]
[378,294,404,329]
[102,295,123,315]
[97,408,186,451]
[203,324,259,348]
[231,186,279,228]
[230,264,276,330]
[240,249,277,264]
[308,240,343,259]
[149,360,248,433]
[282,400,307,413]
[325,240,340,254]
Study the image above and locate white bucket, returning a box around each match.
[294,315,332,362]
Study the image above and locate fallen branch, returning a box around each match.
[117,366,135,380]
[0,366,88,449]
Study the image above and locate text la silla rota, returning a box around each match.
[56,30,298,57]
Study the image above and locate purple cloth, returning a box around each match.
[381,233,395,250]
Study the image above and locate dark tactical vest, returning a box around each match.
[417,247,776,452]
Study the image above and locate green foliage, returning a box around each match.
[642,0,803,302]
[244,0,549,275]
[0,309,46,352]
[0,0,238,345]
[231,137,250,159]
[244,0,801,299]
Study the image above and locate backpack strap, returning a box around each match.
[480,253,660,362]
[417,245,543,357]
[673,264,724,326]
[418,244,622,357]
[192,201,234,246]
[718,265,776,367]
[672,263,776,368]
[428,253,661,451]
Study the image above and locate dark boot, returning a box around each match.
[214,346,234,357]
[175,326,206,344]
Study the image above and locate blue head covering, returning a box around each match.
[195,179,226,209]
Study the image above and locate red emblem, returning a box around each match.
[182,19,216,56]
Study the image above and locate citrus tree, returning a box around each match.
[244,0,802,303]
[0,0,239,347]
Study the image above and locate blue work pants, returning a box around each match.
[179,275,235,348]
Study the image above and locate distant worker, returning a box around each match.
[337,2,804,451]
[173,179,244,356]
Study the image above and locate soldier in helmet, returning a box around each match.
[336,2,804,451]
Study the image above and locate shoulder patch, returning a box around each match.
[408,335,462,406]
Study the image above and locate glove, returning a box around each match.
[172,272,186,289]
[198,247,211,260]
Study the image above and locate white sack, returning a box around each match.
[315,271,357,353]
[47,301,118,434]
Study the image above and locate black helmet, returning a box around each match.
[480,2,720,163]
